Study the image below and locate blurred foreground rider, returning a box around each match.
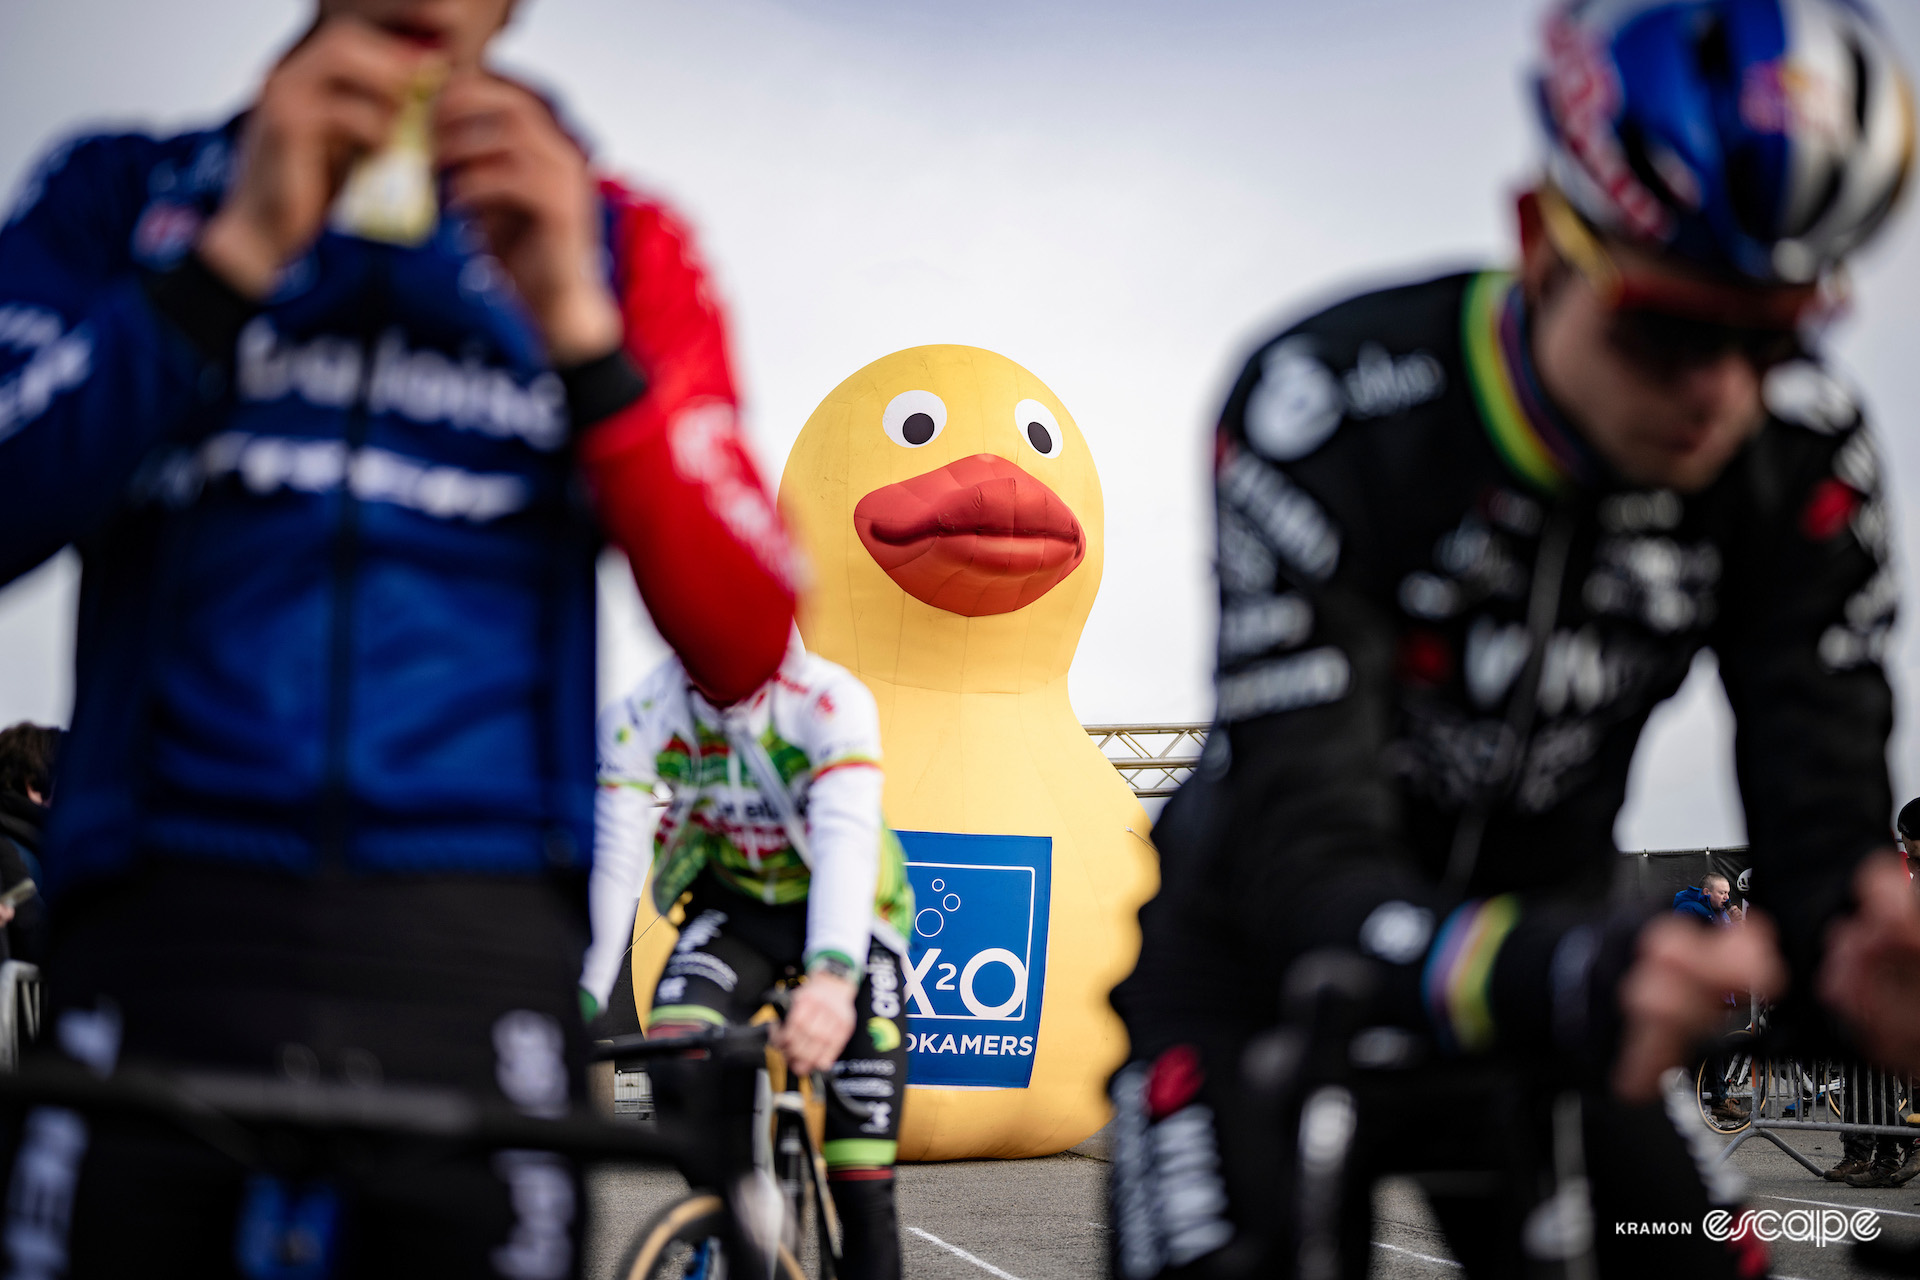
[1113,1,1920,1276]
[0,0,797,1274]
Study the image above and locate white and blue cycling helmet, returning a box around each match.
[1537,0,1914,286]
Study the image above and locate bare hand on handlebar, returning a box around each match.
[1820,852,1920,1075]
[772,972,857,1077]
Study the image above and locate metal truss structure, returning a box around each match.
[1083,724,1209,799]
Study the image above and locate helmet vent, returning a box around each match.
[1693,12,1733,84]
[1849,37,1872,133]
[1793,162,1847,241]
[1619,119,1686,217]
[1725,146,1773,240]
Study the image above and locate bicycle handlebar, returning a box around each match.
[0,1059,688,1164]
[592,1022,773,1064]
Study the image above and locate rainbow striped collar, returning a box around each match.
[1461,271,1597,494]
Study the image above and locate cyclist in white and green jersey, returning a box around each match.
[588,637,912,1280]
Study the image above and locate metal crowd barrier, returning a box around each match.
[0,962,40,1072]
[1715,1049,1919,1176]
[0,967,40,1074]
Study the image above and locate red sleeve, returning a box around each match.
[575,179,798,704]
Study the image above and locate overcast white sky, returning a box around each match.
[4,0,1919,850]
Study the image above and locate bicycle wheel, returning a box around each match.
[773,1105,840,1280]
[1696,1031,1754,1134]
[1823,1065,1906,1122]
[772,1112,819,1272]
[617,1193,808,1280]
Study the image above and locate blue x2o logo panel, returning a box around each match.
[897,831,1052,1089]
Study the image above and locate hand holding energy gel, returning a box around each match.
[330,59,447,246]
[196,19,429,298]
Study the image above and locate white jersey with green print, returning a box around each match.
[582,645,913,1007]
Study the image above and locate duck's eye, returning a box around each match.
[883,390,947,448]
[1015,399,1062,458]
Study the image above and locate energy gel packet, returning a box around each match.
[331,60,447,246]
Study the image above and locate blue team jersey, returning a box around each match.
[0,121,618,892]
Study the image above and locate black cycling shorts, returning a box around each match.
[647,875,908,1171]
[1,861,591,1280]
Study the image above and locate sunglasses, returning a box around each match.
[1535,185,1815,377]
[1603,307,1804,377]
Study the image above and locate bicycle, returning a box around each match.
[1695,1026,1759,1134]
[1690,1034,1844,1133]
[1691,997,1805,1134]
[605,992,859,1280]
[1691,999,1897,1134]
[0,1027,802,1280]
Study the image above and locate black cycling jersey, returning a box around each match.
[1107,268,1890,1280]
[1128,268,1891,1058]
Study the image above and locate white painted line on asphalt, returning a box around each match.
[1372,1240,1462,1269]
[907,1226,1027,1280]
[1373,1237,1820,1279]
[1761,1193,1920,1220]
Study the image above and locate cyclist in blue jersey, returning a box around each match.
[0,1,798,1274]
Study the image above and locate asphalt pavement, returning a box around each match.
[586,1108,1920,1279]
[586,1136,1112,1280]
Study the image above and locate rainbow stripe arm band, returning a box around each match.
[1421,895,1522,1055]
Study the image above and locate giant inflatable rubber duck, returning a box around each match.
[779,345,1158,1160]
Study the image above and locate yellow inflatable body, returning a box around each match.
[777,345,1159,1160]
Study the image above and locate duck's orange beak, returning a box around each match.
[853,454,1085,617]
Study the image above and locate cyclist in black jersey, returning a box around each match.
[1111,2,1920,1277]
